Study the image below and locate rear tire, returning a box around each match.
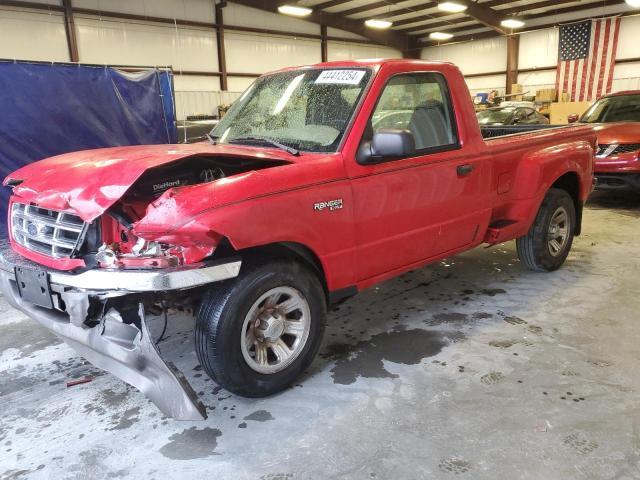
[195,259,326,397]
[516,188,576,272]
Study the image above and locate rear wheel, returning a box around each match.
[195,260,325,397]
[516,188,576,272]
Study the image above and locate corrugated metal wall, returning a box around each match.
[3,0,638,113]
[0,0,402,119]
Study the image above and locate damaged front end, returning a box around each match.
[0,150,291,419]
[0,240,241,420]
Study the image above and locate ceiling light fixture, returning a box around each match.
[277,5,313,17]
[625,0,640,7]
[365,18,393,29]
[501,18,525,28]
[429,31,454,40]
[438,2,468,13]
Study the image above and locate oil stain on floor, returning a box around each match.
[243,410,274,422]
[159,427,222,460]
[323,327,461,385]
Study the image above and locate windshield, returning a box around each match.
[580,94,640,123]
[210,68,372,153]
[477,108,514,124]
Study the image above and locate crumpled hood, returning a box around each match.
[593,122,640,144]
[4,143,296,222]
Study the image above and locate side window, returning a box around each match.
[369,72,458,152]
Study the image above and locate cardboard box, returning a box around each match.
[550,101,591,124]
[536,88,557,102]
[511,83,523,101]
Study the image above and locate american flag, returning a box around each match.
[556,17,621,102]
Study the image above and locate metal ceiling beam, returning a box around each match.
[420,29,497,46]
[501,0,600,17]
[229,0,416,52]
[311,0,355,10]
[418,22,490,35]
[388,0,506,27]
[402,0,609,34]
[391,1,507,33]
[392,9,453,28]
[458,1,507,34]
[404,18,471,34]
[0,0,62,10]
[418,0,627,38]
[339,1,437,18]
[419,0,631,46]
[520,0,627,21]
[391,2,507,29]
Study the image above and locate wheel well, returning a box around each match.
[211,239,330,299]
[551,172,583,235]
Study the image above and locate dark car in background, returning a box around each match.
[477,106,549,126]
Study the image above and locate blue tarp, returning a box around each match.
[0,61,176,228]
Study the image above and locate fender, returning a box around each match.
[510,139,593,202]
[485,139,594,245]
[135,170,358,292]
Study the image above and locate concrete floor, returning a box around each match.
[1,190,639,480]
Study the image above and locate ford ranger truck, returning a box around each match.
[568,90,640,190]
[0,60,597,420]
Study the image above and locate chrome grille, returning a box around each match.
[11,203,87,258]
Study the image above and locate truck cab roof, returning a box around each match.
[270,59,456,75]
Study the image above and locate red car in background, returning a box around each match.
[570,91,640,190]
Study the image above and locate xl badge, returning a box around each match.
[313,199,343,212]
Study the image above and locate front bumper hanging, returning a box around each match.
[0,241,242,420]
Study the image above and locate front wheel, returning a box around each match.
[516,188,576,272]
[195,260,326,397]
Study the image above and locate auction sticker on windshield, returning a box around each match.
[315,70,366,85]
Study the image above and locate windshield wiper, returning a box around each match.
[205,132,219,145]
[229,136,300,156]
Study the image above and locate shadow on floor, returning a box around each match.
[587,190,640,216]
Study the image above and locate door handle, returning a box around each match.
[457,164,474,177]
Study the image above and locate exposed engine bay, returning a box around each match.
[78,155,287,270]
[128,155,286,198]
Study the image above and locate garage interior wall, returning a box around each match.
[0,0,401,120]
[4,0,637,117]
[421,14,640,97]
[421,37,507,95]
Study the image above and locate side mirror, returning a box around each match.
[512,117,521,124]
[567,113,579,123]
[357,129,416,164]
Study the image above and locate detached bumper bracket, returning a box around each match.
[0,270,208,421]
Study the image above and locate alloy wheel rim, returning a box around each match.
[240,286,311,374]
[547,206,570,257]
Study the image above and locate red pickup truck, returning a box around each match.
[569,90,640,190]
[1,60,596,420]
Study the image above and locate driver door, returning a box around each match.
[348,72,490,282]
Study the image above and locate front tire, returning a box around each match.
[516,188,576,272]
[195,260,326,397]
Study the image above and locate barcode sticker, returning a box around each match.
[315,70,366,85]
